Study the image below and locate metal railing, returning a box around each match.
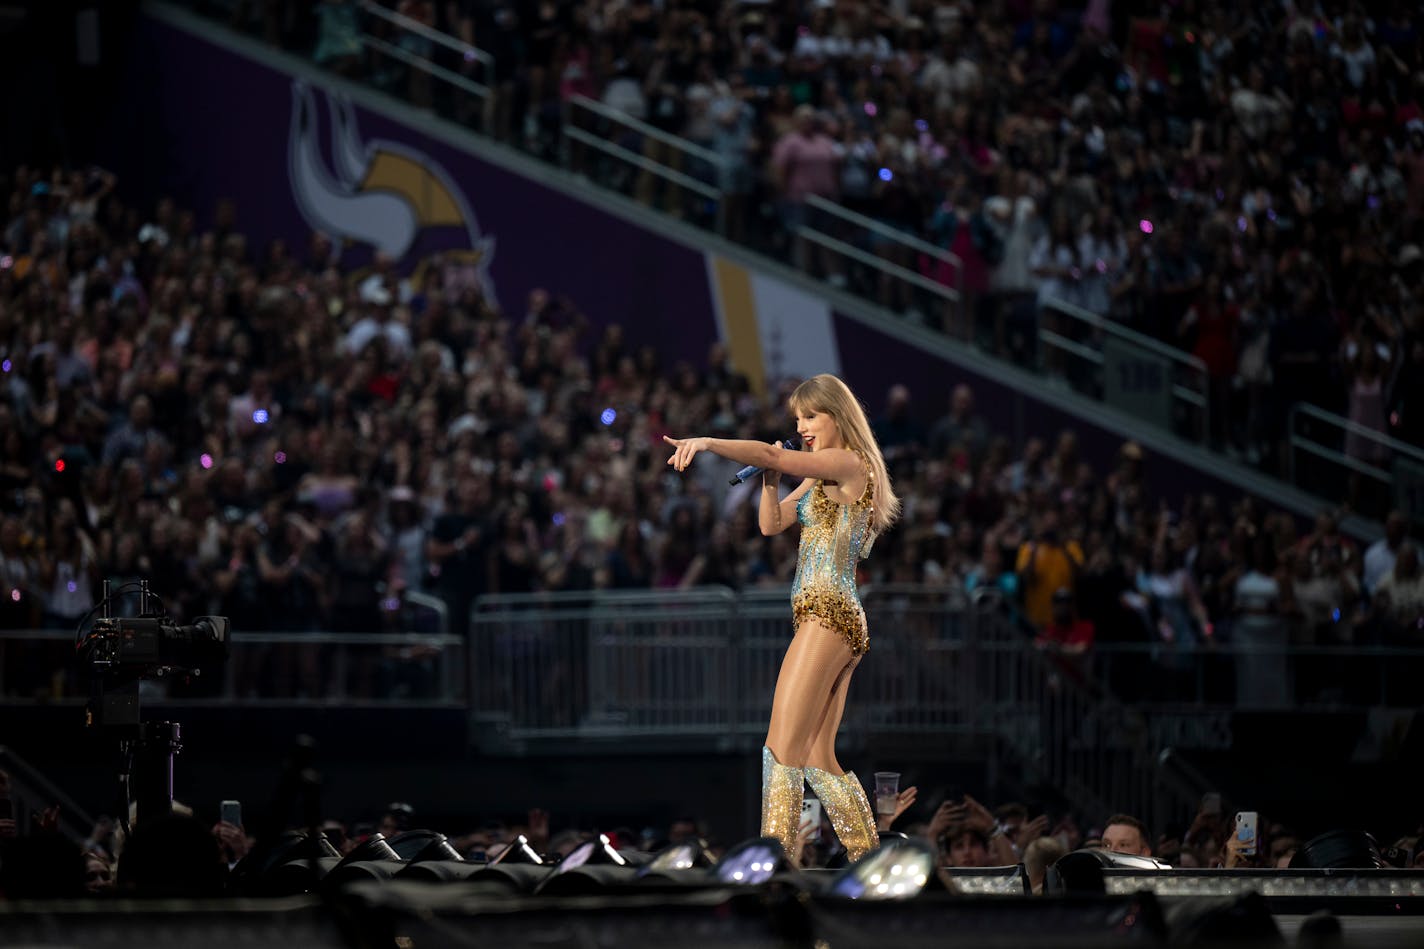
[0,745,97,845]
[359,0,492,76]
[0,627,465,706]
[1287,402,1424,522]
[562,95,728,232]
[23,582,1416,830]
[466,584,1199,831]
[356,0,491,109]
[799,195,963,332]
[969,625,1200,837]
[1038,296,1211,443]
[1088,638,1423,711]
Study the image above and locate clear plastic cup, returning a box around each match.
[873,771,900,816]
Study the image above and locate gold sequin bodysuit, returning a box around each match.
[791,454,875,655]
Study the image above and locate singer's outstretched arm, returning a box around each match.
[663,436,864,484]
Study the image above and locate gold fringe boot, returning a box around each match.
[805,767,879,862]
[760,746,805,859]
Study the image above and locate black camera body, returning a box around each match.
[82,614,230,730]
[83,615,230,674]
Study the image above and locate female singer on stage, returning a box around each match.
[664,373,899,861]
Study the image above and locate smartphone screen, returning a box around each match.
[801,797,822,843]
[1235,811,1258,856]
[220,799,243,828]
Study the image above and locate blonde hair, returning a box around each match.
[789,373,900,533]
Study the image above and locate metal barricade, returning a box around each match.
[0,628,465,706]
[857,584,975,734]
[469,590,601,736]
[967,609,1197,837]
[1091,640,1424,712]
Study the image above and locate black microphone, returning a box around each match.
[729,437,800,485]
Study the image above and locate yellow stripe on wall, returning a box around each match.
[710,256,766,396]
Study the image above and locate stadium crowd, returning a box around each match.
[1,163,1422,709]
[209,0,1424,471]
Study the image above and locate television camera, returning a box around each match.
[77,580,230,829]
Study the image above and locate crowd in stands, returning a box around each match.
[209,0,1424,475]
[3,766,1421,900]
[1,164,1422,712]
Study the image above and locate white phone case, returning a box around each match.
[802,797,822,842]
[1235,811,1258,856]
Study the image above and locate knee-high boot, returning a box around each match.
[804,767,879,862]
[760,746,805,858]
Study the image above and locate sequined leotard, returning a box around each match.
[791,452,875,655]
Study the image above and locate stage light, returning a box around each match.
[533,834,641,896]
[943,865,1032,895]
[386,829,464,863]
[1290,830,1385,869]
[713,837,785,886]
[398,861,487,884]
[321,833,405,890]
[639,840,716,875]
[489,833,545,866]
[1101,868,1424,900]
[827,837,937,901]
[460,862,549,894]
[232,829,341,897]
[1046,848,1171,896]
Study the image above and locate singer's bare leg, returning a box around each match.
[764,619,857,768]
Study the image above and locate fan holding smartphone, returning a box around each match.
[1224,810,1259,868]
[215,799,248,867]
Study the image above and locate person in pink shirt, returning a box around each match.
[771,105,841,277]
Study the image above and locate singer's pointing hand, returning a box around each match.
[663,435,708,472]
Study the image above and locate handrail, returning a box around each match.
[1288,436,1392,482]
[1290,401,1424,464]
[562,126,721,201]
[567,94,726,169]
[359,0,493,71]
[797,228,961,302]
[1039,328,1206,408]
[1040,295,1211,378]
[359,33,490,99]
[1039,329,1107,366]
[405,589,450,634]
[804,194,963,271]
[0,745,97,845]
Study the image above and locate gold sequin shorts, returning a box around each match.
[792,588,870,656]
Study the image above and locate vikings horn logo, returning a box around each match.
[288,79,496,302]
